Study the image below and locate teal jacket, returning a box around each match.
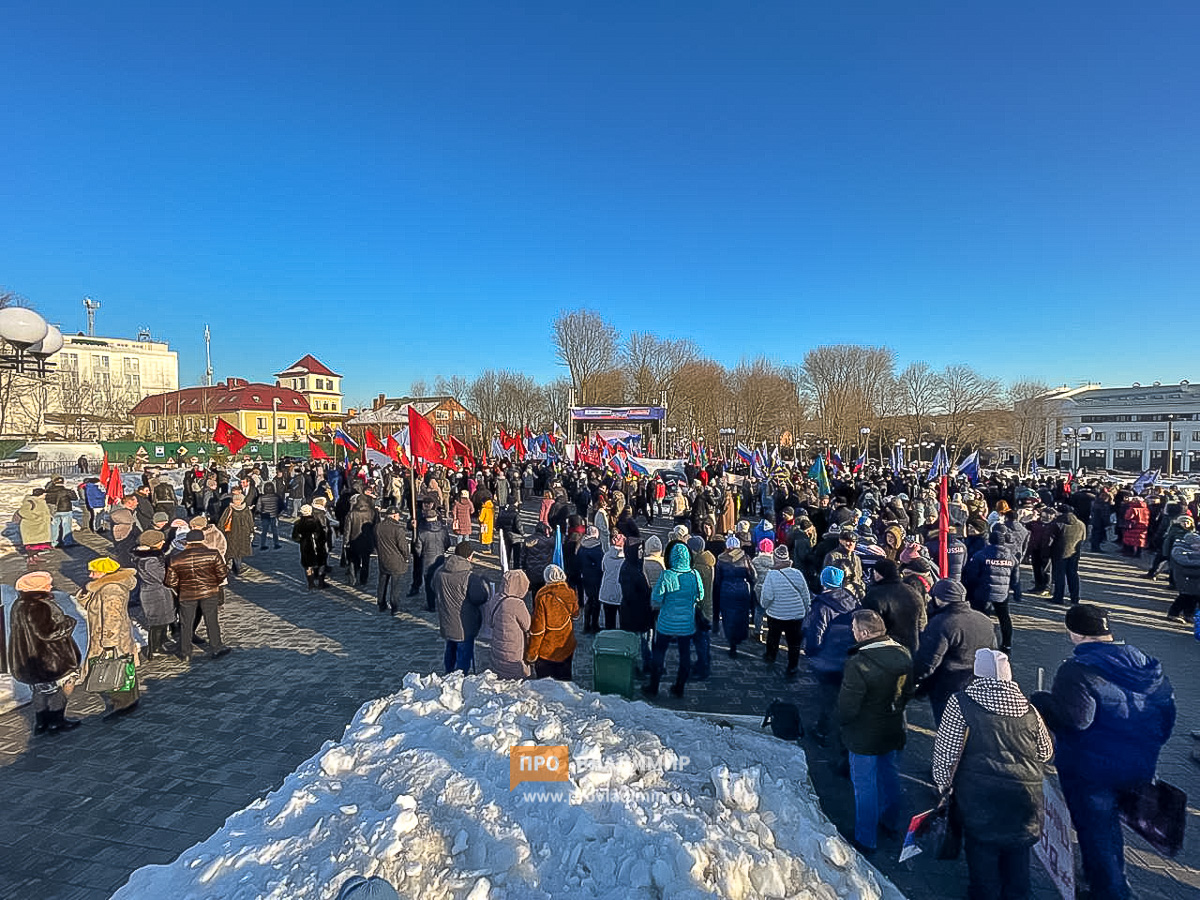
[652,543,702,636]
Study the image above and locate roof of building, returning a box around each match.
[1057,382,1200,406]
[347,396,478,426]
[130,379,311,416]
[275,354,340,378]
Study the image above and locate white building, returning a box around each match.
[1044,381,1200,474]
[57,332,178,396]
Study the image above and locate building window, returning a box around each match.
[298,420,305,431]
[149,419,157,434]
[186,417,193,431]
[1153,431,1165,442]
[435,409,449,421]
[454,410,464,421]
[257,417,267,431]
[1092,432,1105,440]
[1173,431,1181,441]
[277,417,287,430]
[436,425,448,436]
[1193,432,1200,442]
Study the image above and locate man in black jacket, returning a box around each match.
[862,558,926,655]
[375,508,411,614]
[43,475,78,549]
[411,506,451,610]
[913,579,997,725]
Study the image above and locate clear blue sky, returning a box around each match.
[3,2,1197,400]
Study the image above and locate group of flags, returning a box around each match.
[97,453,124,503]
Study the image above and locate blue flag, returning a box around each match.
[955,450,980,486]
[1131,469,1160,495]
[927,446,949,482]
[808,455,831,496]
[552,526,564,568]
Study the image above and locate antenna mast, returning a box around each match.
[83,296,101,336]
[204,324,214,386]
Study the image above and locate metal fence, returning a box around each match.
[0,459,89,480]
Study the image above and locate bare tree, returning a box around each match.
[933,364,1002,449]
[895,362,939,445]
[622,332,701,409]
[727,357,800,445]
[552,308,619,405]
[408,378,428,398]
[800,345,897,450]
[1007,380,1055,469]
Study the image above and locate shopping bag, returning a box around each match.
[83,652,136,693]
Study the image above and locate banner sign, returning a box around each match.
[570,407,666,421]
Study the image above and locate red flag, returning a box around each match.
[364,428,385,455]
[385,434,401,462]
[408,406,454,467]
[937,474,950,578]
[213,418,249,455]
[449,435,475,470]
[308,436,330,460]
[99,452,111,488]
[106,463,125,503]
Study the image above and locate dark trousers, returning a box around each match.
[347,549,371,585]
[86,506,103,531]
[1089,522,1107,551]
[1167,593,1198,620]
[1146,550,1168,576]
[178,598,222,657]
[963,835,1032,900]
[1051,553,1080,604]
[648,632,692,691]
[814,672,845,759]
[1059,777,1131,900]
[602,604,619,629]
[993,601,1013,652]
[377,571,399,610]
[534,656,573,681]
[1030,549,1051,591]
[764,616,802,671]
[691,627,711,679]
[583,588,600,632]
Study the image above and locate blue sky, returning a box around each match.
[2,2,1197,400]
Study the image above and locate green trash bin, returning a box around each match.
[592,629,641,698]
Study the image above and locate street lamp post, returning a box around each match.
[272,397,280,467]
[719,427,735,460]
[897,437,907,470]
[1061,425,1093,473]
[859,427,871,464]
[1166,414,1176,477]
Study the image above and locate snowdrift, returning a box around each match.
[113,673,902,900]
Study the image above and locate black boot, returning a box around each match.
[641,671,661,697]
[306,572,316,590]
[46,709,81,732]
[669,680,685,698]
[33,711,49,735]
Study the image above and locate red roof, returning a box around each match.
[275,354,339,378]
[130,380,312,416]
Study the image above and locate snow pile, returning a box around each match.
[114,673,902,900]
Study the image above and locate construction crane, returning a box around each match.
[83,296,101,336]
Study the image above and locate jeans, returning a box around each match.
[1058,776,1130,900]
[259,515,280,549]
[51,511,75,546]
[848,750,902,849]
[443,638,475,675]
[1051,553,1080,604]
[963,835,1032,900]
[649,632,692,690]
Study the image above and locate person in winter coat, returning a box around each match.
[577,526,605,633]
[291,505,331,590]
[494,501,521,569]
[863,558,926,656]
[1050,503,1086,605]
[805,566,861,765]
[255,481,283,550]
[686,535,716,680]
[451,490,473,543]
[433,543,489,674]
[344,493,378,587]
[642,535,666,593]
[1031,605,1176,900]
[1146,512,1193,582]
[522,522,556,597]
[934,649,1053,900]
[1089,488,1114,552]
[714,535,755,657]
[79,556,141,717]
[1121,496,1150,556]
[1166,531,1200,622]
[165,531,231,661]
[43,475,78,549]
[643,543,701,698]
[926,527,968,583]
[15,489,52,566]
[1025,505,1055,595]
[7,571,82,734]
[412,508,452,611]
[485,569,531,679]
[81,477,107,532]
[130,530,176,659]
[751,538,776,636]
[759,545,810,678]
[598,533,625,630]
[373,507,410,612]
[527,564,579,680]
[913,579,998,726]
[963,527,1022,653]
[824,531,866,598]
[618,535,654,661]
[839,609,913,854]
[219,492,255,574]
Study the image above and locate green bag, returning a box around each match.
[83,650,136,693]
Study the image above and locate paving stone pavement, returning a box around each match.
[0,509,1197,899]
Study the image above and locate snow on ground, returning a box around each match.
[113,673,903,900]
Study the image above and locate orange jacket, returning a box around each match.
[526,582,579,663]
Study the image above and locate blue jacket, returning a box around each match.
[926,536,967,581]
[803,587,859,676]
[963,540,1021,610]
[652,544,701,636]
[83,481,107,509]
[1033,642,1175,788]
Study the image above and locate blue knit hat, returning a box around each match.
[820,566,845,589]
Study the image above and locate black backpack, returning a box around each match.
[762,700,804,741]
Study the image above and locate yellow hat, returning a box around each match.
[87,556,121,574]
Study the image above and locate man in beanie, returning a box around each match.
[1031,605,1176,900]
[963,525,1021,654]
[913,578,996,725]
[863,557,926,655]
[432,542,489,674]
[838,609,913,855]
[824,530,865,598]
[804,565,861,769]
[934,649,1053,900]
[374,507,410,613]
[164,530,231,661]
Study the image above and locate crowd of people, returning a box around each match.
[6,450,1193,900]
